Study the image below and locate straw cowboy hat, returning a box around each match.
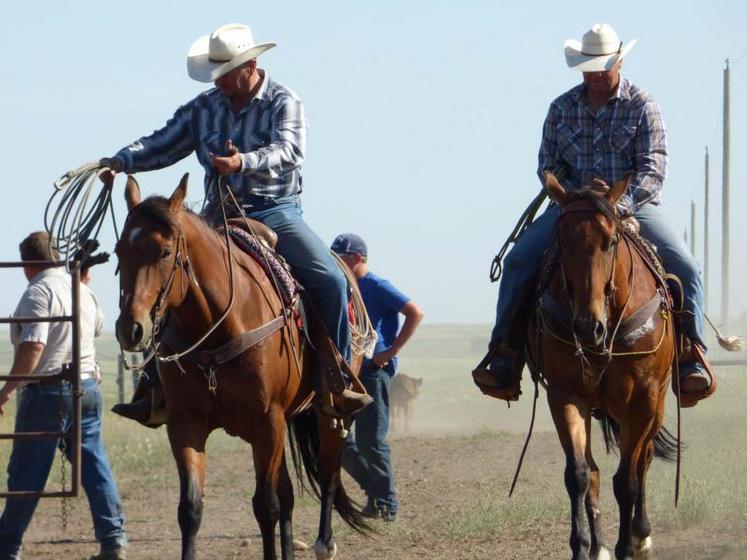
[564,23,637,72]
[187,23,276,83]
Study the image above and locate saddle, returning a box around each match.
[220,221,374,397]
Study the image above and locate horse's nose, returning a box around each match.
[130,322,144,345]
[116,317,146,350]
[573,315,606,347]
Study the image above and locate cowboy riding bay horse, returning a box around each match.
[114,174,367,560]
[526,173,677,560]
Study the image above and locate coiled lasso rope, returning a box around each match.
[46,161,118,268]
[331,251,377,358]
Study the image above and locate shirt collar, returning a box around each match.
[215,69,271,111]
[254,69,270,101]
[573,77,630,108]
[29,266,66,284]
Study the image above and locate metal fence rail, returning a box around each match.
[0,260,81,499]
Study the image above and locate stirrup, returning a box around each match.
[317,388,373,418]
[472,346,523,402]
[673,342,717,408]
[111,388,167,428]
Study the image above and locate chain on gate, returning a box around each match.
[56,379,68,532]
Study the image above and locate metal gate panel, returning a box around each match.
[0,260,81,498]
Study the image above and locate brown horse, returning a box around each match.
[526,173,677,560]
[114,174,367,560]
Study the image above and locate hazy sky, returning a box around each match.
[1,0,746,329]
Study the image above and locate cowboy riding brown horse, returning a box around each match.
[114,174,368,560]
[524,173,677,560]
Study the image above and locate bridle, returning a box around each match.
[555,198,634,376]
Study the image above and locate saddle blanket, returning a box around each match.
[227,226,297,307]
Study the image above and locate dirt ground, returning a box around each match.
[20,430,747,560]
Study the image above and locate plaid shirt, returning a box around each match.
[537,78,667,213]
[115,71,306,202]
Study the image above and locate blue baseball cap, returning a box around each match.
[330,233,367,257]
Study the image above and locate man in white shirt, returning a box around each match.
[0,232,127,560]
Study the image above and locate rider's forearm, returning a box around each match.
[114,103,196,173]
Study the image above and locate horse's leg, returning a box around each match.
[612,407,657,560]
[251,408,286,560]
[630,394,665,558]
[630,439,654,559]
[167,419,208,560]
[313,411,344,560]
[277,453,296,560]
[584,415,610,560]
[548,392,592,560]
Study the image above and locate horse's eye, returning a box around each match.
[161,248,173,260]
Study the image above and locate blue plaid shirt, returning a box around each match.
[115,71,306,202]
[538,78,667,213]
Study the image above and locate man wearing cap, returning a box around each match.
[101,23,370,419]
[0,232,126,560]
[331,233,424,522]
[473,23,711,404]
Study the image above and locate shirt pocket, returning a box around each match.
[556,123,582,161]
[610,124,637,153]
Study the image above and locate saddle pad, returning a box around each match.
[227,226,297,307]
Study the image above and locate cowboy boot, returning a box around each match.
[314,335,373,417]
[111,362,167,427]
[321,347,373,417]
[674,340,717,407]
[472,343,523,402]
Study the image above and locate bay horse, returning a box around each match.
[114,174,367,560]
[526,173,677,560]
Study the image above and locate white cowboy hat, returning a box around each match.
[564,23,637,72]
[187,23,276,83]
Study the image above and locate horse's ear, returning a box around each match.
[544,172,573,205]
[608,172,633,205]
[124,175,141,211]
[169,173,189,212]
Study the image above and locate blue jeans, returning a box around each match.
[490,202,705,349]
[245,195,351,361]
[0,379,126,559]
[341,368,398,514]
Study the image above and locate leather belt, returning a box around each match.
[29,370,93,385]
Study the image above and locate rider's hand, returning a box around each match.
[591,178,609,192]
[210,139,243,176]
[98,157,124,184]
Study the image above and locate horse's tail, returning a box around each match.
[596,411,680,462]
[287,409,372,534]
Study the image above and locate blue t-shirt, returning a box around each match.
[357,271,410,376]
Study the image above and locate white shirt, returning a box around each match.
[10,267,103,376]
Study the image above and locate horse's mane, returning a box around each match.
[571,189,619,223]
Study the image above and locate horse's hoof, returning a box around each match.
[596,546,612,560]
[314,539,337,560]
[632,535,653,558]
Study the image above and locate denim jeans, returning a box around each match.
[341,368,398,514]
[0,379,127,559]
[490,202,705,349]
[244,195,351,361]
